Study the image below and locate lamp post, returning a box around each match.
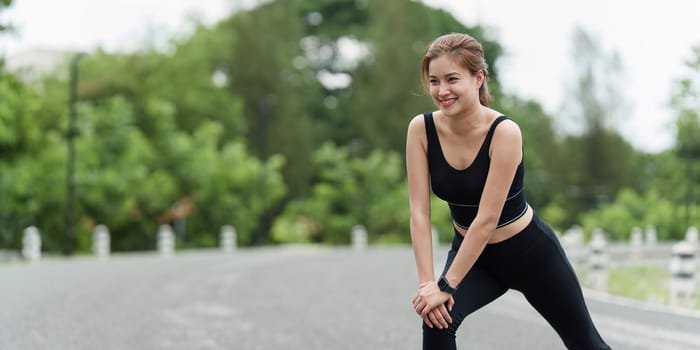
[64,53,84,256]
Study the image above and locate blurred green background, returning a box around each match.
[0,0,699,255]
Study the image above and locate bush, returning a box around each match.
[580,188,697,241]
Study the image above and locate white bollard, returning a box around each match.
[630,227,643,260]
[351,225,367,251]
[561,225,585,265]
[564,225,585,248]
[220,225,237,252]
[686,226,698,247]
[669,240,696,308]
[587,228,608,291]
[21,226,41,262]
[92,225,111,260]
[572,225,585,247]
[561,227,578,249]
[645,225,657,247]
[157,224,175,257]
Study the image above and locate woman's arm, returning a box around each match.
[406,115,435,283]
[407,115,455,329]
[443,119,524,288]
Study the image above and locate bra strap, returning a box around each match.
[423,112,439,153]
[483,116,509,147]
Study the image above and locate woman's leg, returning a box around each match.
[423,234,508,350]
[511,216,610,350]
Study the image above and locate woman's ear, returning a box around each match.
[476,70,485,88]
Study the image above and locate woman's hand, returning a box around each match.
[422,306,453,329]
[413,281,454,328]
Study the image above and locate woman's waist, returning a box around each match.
[452,204,533,244]
[448,192,528,229]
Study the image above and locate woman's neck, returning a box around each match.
[439,105,490,134]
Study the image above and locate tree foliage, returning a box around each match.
[270,142,453,245]
[2,1,698,252]
[549,27,645,229]
[580,188,693,241]
[0,0,13,42]
[575,44,700,240]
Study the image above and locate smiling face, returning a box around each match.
[428,55,484,117]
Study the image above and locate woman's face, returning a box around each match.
[428,55,482,116]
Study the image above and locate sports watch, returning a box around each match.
[438,276,457,294]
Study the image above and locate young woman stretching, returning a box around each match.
[406,33,611,350]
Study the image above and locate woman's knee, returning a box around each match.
[422,322,457,349]
[422,320,458,338]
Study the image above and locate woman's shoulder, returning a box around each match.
[406,112,432,144]
[482,110,520,144]
[492,119,522,147]
[407,112,431,131]
[487,109,519,131]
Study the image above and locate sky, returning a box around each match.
[2,0,700,153]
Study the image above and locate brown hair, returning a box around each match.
[421,33,492,107]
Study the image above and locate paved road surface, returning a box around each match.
[1,246,699,349]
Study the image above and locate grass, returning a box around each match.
[608,265,671,303]
[577,264,700,309]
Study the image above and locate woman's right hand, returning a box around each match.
[414,281,454,329]
[422,303,453,329]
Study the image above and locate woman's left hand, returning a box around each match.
[412,281,453,318]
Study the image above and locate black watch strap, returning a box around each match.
[438,276,457,294]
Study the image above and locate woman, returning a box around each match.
[406,33,610,349]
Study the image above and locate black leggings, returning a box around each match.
[423,214,610,350]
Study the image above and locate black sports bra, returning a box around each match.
[424,112,527,229]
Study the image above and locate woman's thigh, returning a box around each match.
[511,217,609,349]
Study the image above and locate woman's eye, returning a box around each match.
[448,77,458,82]
[429,79,438,85]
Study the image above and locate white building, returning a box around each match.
[4,48,71,81]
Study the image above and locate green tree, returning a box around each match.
[559,27,642,224]
[0,0,14,58]
[2,0,588,251]
[580,188,689,241]
[0,72,46,249]
[0,35,290,251]
[71,32,246,140]
[0,73,42,159]
[0,92,287,252]
[224,2,313,195]
[670,44,700,229]
[70,96,287,251]
[271,142,453,244]
[272,142,404,244]
[573,44,700,241]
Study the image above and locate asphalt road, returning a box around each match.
[1,246,699,350]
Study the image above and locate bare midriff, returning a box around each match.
[453,204,534,244]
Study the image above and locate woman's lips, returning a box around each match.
[439,98,456,108]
